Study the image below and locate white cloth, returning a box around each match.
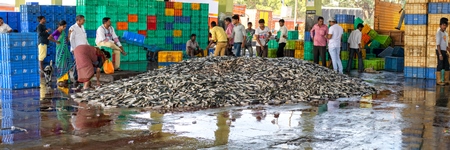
[436,29,449,51]
[348,29,362,49]
[0,23,12,33]
[328,24,343,48]
[279,26,288,43]
[95,25,122,47]
[255,26,270,46]
[69,23,89,52]
[232,23,246,43]
[329,47,343,74]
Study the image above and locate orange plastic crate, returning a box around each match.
[138,30,147,37]
[117,22,128,30]
[128,14,138,22]
[165,8,174,16]
[174,9,182,16]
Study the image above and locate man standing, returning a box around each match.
[95,17,127,71]
[278,19,288,57]
[436,19,449,85]
[347,23,364,73]
[0,17,12,33]
[243,22,255,57]
[68,15,89,89]
[255,19,271,57]
[37,16,51,77]
[231,15,246,57]
[209,21,228,56]
[224,17,234,56]
[327,17,344,74]
[186,34,204,58]
[310,17,328,66]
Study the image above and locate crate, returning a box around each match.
[405,3,428,14]
[405,14,427,25]
[268,49,277,58]
[373,35,392,48]
[158,51,183,62]
[404,67,426,78]
[428,14,449,25]
[304,31,311,42]
[385,56,404,72]
[406,0,429,3]
[304,51,313,61]
[341,50,349,60]
[368,30,378,40]
[362,24,371,34]
[404,35,427,47]
[354,17,364,29]
[405,56,426,67]
[428,3,445,14]
[426,56,437,68]
[425,67,437,79]
[165,9,174,16]
[404,45,426,57]
[364,59,385,70]
[286,40,296,49]
[287,31,299,40]
[340,23,353,31]
[191,3,200,10]
[294,49,304,59]
[404,25,427,36]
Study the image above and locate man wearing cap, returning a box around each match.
[278,19,288,57]
[327,17,344,74]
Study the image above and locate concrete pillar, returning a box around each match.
[51,0,63,5]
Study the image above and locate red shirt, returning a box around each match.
[310,24,329,46]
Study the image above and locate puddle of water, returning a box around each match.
[1,72,450,149]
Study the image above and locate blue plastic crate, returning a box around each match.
[407,67,426,78]
[86,30,96,38]
[158,62,177,67]
[341,42,348,51]
[304,31,311,42]
[40,5,55,14]
[0,12,7,22]
[426,68,437,79]
[429,3,438,13]
[1,74,24,89]
[20,5,40,13]
[25,2,39,5]
[166,37,173,44]
[404,67,414,78]
[385,56,404,72]
[443,3,450,14]
[405,14,427,25]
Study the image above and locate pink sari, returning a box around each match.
[74,45,97,83]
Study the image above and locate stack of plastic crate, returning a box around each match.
[294,40,304,59]
[267,39,278,58]
[0,33,39,89]
[422,2,450,79]
[403,0,428,78]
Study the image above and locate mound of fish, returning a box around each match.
[73,57,377,108]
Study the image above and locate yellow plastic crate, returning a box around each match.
[361,24,371,34]
[404,35,427,47]
[426,56,437,68]
[294,49,304,59]
[174,2,183,9]
[165,8,174,16]
[173,30,182,37]
[404,56,426,67]
[158,51,183,62]
[191,3,200,10]
[428,14,448,25]
[426,45,436,57]
[295,40,304,50]
[405,3,428,14]
[196,49,208,57]
[405,45,426,57]
[405,25,427,36]
[340,23,353,31]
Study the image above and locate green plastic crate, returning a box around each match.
[157,23,165,30]
[84,21,97,30]
[287,31,298,40]
[354,17,364,29]
[128,23,138,31]
[87,38,96,46]
[165,16,174,23]
[286,40,296,49]
[191,24,200,30]
[366,53,376,59]
[200,10,209,17]
[369,40,381,50]
[268,49,277,58]
[183,3,191,10]
[341,50,349,60]
[117,14,128,22]
[138,22,147,30]
[121,54,130,62]
[304,51,313,61]
[156,1,165,9]
[138,7,147,15]
[364,59,384,70]
[200,4,209,10]
[342,32,350,43]
[138,52,147,61]
[128,53,139,61]
[373,35,392,48]
[147,0,156,8]
[368,30,378,40]
[156,30,165,37]
[148,8,156,15]
[117,7,128,13]
[183,10,191,16]
[304,41,313,52]
[191,10,200,17]
[128,7,138,14]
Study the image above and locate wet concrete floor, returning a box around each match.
[1,71,450,149]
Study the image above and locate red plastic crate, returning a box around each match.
[147,23,156,30]
[166,2,174,8]
[147,16,156,23]
[138,30,147,37]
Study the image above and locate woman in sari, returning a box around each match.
[48,20,71,87]
[73,45,110,90]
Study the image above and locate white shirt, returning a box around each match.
[69,23,89,52]
[348,29,362,49]
[328,24,343,48]
[436,30,449,51]
[232,23,246,43]
[95,25,122,47]
[0,23,12,33]
[279,25,288,43]
[255,26,271,46]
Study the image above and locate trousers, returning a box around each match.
[97,42,121,69]
[329,47,343,73]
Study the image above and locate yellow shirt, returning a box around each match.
[210,26,228,42]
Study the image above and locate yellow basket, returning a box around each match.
[165,9,174,16]
[158,51,183,62]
